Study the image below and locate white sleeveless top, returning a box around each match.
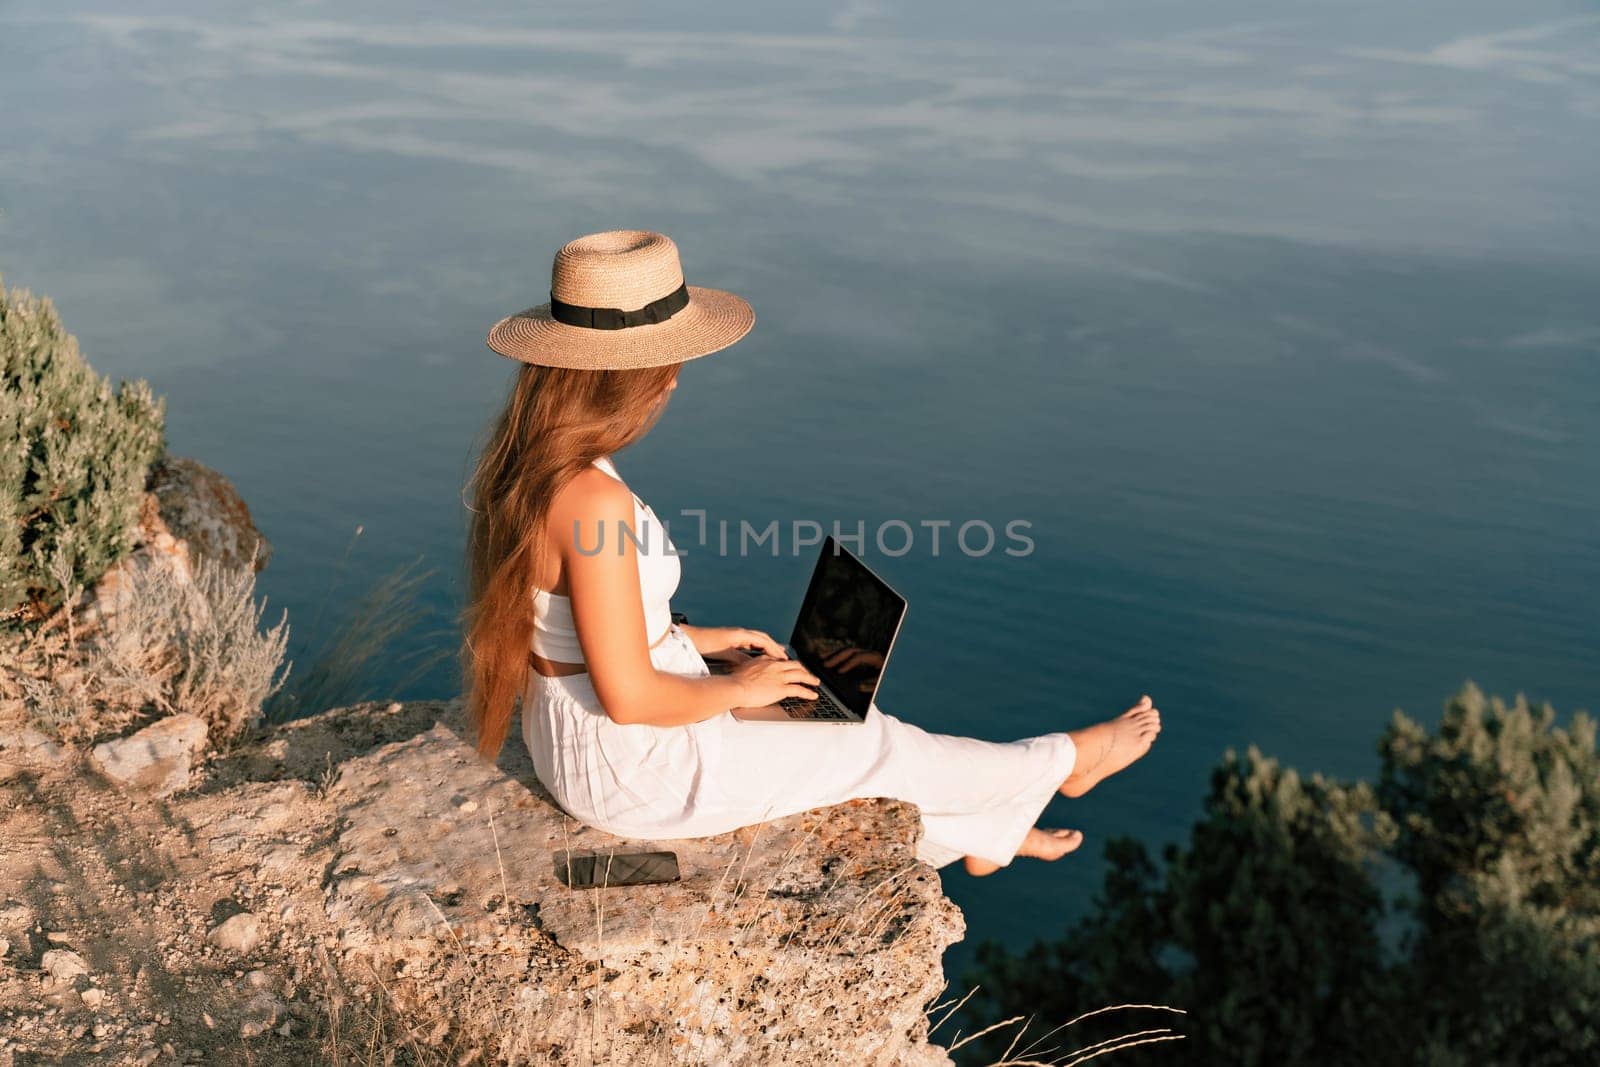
[530,455,680,661]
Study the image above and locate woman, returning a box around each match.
[462,230,1161,876]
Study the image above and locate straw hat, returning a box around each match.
[486,230,754,369]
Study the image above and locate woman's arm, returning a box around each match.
[559,471,818,726]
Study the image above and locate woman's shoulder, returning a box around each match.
[547,463,635,533]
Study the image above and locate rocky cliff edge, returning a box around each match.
[0,457,966,1066]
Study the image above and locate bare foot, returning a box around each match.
[1059,696,1162,798]
[963,827,1085,877]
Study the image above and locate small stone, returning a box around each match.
[41,948,89,981]
[90,714,209,797]
[239,992,282,1038]
[277,1019,293,1037]
[456,799,479,814]
[80,987,104,1009]
[92,1021,108,1037]
[0,938,9,958]
[207,913,261,955]
[45,931,74,944]
[242,969,271,990]
[135,1048,160,1067]
[202,1012,215,1029]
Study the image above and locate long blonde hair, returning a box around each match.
[461,361,680,759]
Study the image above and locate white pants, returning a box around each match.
[523,626,1078,868]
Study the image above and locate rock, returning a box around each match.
[73,454,271,636]
[90,714,208,796]
[238,992,282,1038]
[207,913,261,955]
[41,949,88,981]
[322,715,963,1065]
[254,842,302,880]
[0,724,70,782]
[146,456,272,574]
[0,938,9,959]
[1,693,967,1064]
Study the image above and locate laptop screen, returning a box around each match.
[789,537,907,717]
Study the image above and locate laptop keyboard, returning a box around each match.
[778,692,855,721]
[707,653,860,720]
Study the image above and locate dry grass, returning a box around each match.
[2,524,453,747]
[264,528,454,724]
[0,540,290,745]
[930,994,1188,1065]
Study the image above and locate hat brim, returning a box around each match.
[486,285,754,370]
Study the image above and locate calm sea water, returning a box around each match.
[4,0,1597,989]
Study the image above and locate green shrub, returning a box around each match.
[962,684,1599,1066]
[0,272,166,626]
[1379,687,1600,1066]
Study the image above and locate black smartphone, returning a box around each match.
[553,848,681,889]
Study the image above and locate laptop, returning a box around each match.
[717,536,908,725]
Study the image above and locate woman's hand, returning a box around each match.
[729,654,819,708]
[682,624,787,661]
